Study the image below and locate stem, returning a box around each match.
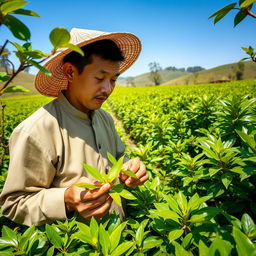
[0,40,9,56]
[244,8,256,18]
[0,64,26,93]
[0,101,6,168]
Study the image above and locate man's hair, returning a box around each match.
[63,39,125,74]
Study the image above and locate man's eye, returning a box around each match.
[111,79,117,82]
[95,77,103,81]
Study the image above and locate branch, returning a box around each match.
[244,8,256,18]
[0,64,26,93]
[0,40,9,56]
[4,59,15,75]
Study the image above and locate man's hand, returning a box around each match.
[120,158,149,188]
[64,177,112,220]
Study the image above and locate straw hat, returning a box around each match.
[35,28,141,97]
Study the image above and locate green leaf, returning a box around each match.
[163,194,182,215]
[181,233,193,249]
[3,85,30,93]
[168,229,184,243]
[119,189,136,200]
[208,3,237,24]
[177,191,188,215]
[107,152,117,165]
[208,167,221,176]
[27,59,52,76]
[240,0,256,8]
[74,231,92,246]
[111,241,134,256]
[189,207,221,223]
[11,8,40,17]
[233,227,256,256]
[1,0,28,14]
[188,194,211,212]
[82,163,105,183]
[45,224,63,249]
[121,169,138,179]
[198,240,209,255]
[135,224,144,247]
[0,237,18,248]
[154,209,180,222]
[99,224,110,255]
[107,155,124,183]
[221,172,233,189]
[10,41,24,52]
[4,14,30,40]
[172,241,191,256]
[75,183,101,189]
[62,43,84,56]
[90,217,99,246]
[25,50,48,59]
[0,72,10,82]
[110,184,124,193]
[109,192,122,206]
[143,236,163,250]
[208,238,233,256]
[234,10,247,27]
[50,27,70,49]
[46,246,55,256]
[109,222,126,253]
[242,213,256,236]
[2,226,17,241]
[19,225,36,251]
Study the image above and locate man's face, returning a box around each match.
[64,55,120,113]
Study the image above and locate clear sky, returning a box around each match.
[1,0,255,77]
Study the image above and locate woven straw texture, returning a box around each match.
[35,28,141,97]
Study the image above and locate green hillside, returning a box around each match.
[0,69,37,95]
[163,61,256,85]
[117,69,188,86]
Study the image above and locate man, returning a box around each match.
[0,28,148,226]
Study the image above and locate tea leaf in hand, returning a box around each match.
[107,155,124,183]
[109,192,122,206]
[75,183,101,189]
[82,163,105,183]
[122,169,138,179]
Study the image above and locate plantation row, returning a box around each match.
[0,80,255,255]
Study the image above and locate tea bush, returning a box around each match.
[0,80,256,255]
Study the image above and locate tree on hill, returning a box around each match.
[186,66,205,73]
[149,62,162,85]
[165,66,186,72]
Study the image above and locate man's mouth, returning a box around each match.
[94,95,108,103]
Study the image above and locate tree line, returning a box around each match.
[165,65,205,73]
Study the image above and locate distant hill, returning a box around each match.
[117,69,188,86]
[1,61,255,93]
[163,61,256,85]
[0,68,37,94]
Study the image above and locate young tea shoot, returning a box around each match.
[75,153,137,205]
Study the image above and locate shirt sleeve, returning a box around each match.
[0,128,67,226]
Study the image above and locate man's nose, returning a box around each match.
[101,80,112,94]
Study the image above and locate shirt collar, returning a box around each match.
[57,92,96,121]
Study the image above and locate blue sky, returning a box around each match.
[1,0,256,77]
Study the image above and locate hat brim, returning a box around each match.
[35,32,141,97]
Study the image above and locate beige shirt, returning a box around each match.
[0,93,127,226]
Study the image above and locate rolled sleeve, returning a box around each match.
[0,128,67,226]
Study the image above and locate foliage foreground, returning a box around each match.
[0,80,256,255]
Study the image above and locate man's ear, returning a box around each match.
[63,62,75,82]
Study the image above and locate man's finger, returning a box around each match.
[80,183,111,201]
[82,197,113,220]
[76,194,108,213]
